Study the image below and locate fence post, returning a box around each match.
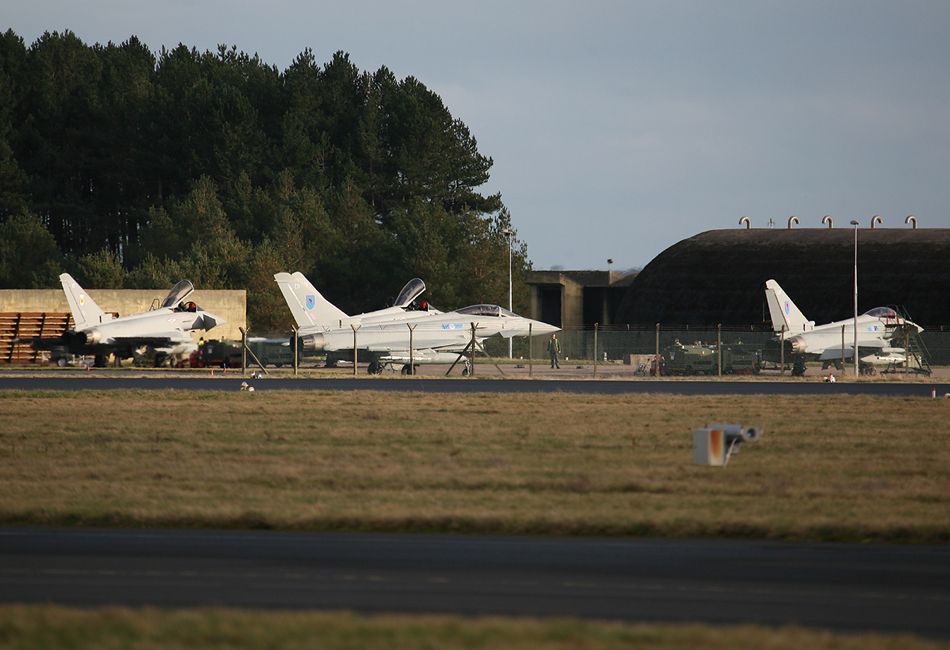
[351,324,360,376]
[717,323,722,377]
[780,325,785,375]
[292,325,298,377]
[655,322,660,376]
[240,327,269,375]
[593,322,598,378]
[905,328,910,373]
[528,323,533,377]
[241,327,247,377]
[841,324,846,375]
[407,323,416,375]
[470,322,477,377]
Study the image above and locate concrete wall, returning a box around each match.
[0,289,246,341]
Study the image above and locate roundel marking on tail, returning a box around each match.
[305,295,315,310]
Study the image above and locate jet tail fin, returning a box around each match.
[274,271,349,329]
[59,273,111,330]
[764,279,813,334]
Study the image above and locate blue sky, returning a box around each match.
[7,1,950,270]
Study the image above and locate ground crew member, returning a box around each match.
[547,333,561,369]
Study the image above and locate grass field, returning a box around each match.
[0,389,948,542]
[0,606,943,650]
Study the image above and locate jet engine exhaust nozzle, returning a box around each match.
[789,337,807,354]
[300,333,326,354]
[63,330,87,347]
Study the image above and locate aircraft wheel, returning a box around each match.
[56,357,68,367]
[368,361,383,375]
[461,366,470,377]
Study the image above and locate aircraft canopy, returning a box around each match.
[161,280,195,309]
[394,278,426,308]
[457,304,516,317]
[864,307,899,319]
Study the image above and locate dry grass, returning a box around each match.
[0,606,943,650]
[0,390,948,542]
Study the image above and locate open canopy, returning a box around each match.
[393,278,426,308]
[161,280,195,309]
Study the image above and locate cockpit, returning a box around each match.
[864,307,899,320]
[161,279,196,309]
[394,278,426,309]
[456,304,516,317]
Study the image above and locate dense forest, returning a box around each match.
[0,30,530,331]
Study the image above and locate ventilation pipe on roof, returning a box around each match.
[905,214,918,229]
[871,215,884,229]
[739,216,751,229]
[821,215,833,228]
[787,216,799,229]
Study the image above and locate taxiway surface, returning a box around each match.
[1,528,947,636]
[0,374,947,396]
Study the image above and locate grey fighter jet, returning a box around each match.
[765,279,922,373]
[274,271,559,374]
[32,274,225,367]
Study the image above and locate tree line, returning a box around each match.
[0,30,530,330]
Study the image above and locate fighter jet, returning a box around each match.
[764,279,922,373]
[31,274,225,367]
[274,271,559,373]
[274,271,442,330]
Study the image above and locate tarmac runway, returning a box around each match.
[0,373,948,396]
[1,528,947,636]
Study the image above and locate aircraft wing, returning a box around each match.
[107,332,193,348]
[22,332,190,355]
[818,348,854,362]
[16,336,64,351]
[818,338,888,361]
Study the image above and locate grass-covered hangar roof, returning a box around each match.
[615,228,950,328]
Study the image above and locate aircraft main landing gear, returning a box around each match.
[367,360,383,375]
[400,364,416,375]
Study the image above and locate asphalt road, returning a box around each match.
[0,528,947,636]
[0,374,948,396]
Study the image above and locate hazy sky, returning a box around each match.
[7,1,950,270]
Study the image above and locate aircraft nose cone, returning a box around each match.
[533,321,560,336]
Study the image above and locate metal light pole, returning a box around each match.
[501,227,514,358]
[850,219,859,377]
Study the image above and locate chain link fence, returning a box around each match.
[484,325,950,374]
